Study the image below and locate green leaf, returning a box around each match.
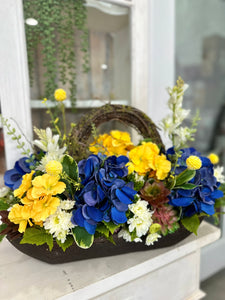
[181,214,200,236]
[72,226,94,249]
[174,183,198,190]
[96,223,109,238]
[56,235,74,252]
[20,227,54,251]
[175,169,196,186]
[62,154,79,181]
[0,224,7,242]
[105,234,116,245]
[103,221,120,235]
[0,200,10,210]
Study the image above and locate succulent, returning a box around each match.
[152,204,179,235]
[140,180,170,208]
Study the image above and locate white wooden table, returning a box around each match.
[0,221,220,300]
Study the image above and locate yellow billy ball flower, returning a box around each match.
[45,160,63,176]
[54,88,67,102]
[149,223,161,234]
[208,153,219,165]
[186,155,202,170]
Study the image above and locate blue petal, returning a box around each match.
[177,189,194,197]
[71,207,85,227]
[111,207,127,224]
[112,198,128,212]
[99,200,110,212]
[97,185,105,202]
[200,202,215,215]
[86,206,103,222]
[17,157,31,173]
[84,220,97,234]
[211,189,223,199]
[4,169,22,189]
[117,155,129,165]
[116,189,133,204]
[121,186,137,199]
[83,191,97,206]
[82,204,90,219]
[13,178,23,190]
[170,197,194,207]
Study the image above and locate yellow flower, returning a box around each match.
[89,131,134,156]
[31,174,66,198]
[149,223,161,234]
[186,155,202,170]
[154,154,171,180]
[32,195,60,222]
[128,142,171,179]
[208,153,219,165]
[42,97,47,104]
[54,88,67,102]
[46,160,63,176]
[14,171,35,199]
[8,204,33,233]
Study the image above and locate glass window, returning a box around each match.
[176,0,225,161]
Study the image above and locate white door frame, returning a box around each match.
[0,0,32,168]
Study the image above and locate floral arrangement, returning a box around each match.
[0,78,224,252]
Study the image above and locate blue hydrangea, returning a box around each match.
[4,157,34,190]
[167,147,223,217]
[71,154,137,234]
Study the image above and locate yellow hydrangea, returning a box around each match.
[89,130,134,156]
[46,160,63,176]
[14,171,35,199]
[54,88,67,102]
[8,204,33,233]
[128,142,171,180]
[208,153,219,165]
[31,174,66,198]
[186,155,202,170]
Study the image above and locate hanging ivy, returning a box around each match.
[23,0,90,107]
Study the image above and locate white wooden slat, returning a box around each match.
[0,0,32,169]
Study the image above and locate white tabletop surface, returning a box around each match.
[0,221,220,300]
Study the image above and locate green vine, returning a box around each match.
[23,0,89,105]
[0,115,34,159]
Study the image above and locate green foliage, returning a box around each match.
[96,223,110,238]
[0,115,33,158]
[175,169,196,186]
[20,227,54,251]
[72,226,94,249]
[181,214,200,236]
[0,199,10,210]
[62,155,79,181]
[103,221,121,235]
[96,223,116,245]
[173,183,198,190]
[23,0,90,107]
[0,224,7,242]
[61,155,80,195]
[56,235,74,252]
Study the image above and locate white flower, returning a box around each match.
[118,229,142,243]
[214,166,225,183]
[33,127,66,172]
[59,200,75,210]
[127,200,153,238]
[145,233,161,246]
[44,202,75,243]
[0,186,10,198]
[129,199,153,220]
